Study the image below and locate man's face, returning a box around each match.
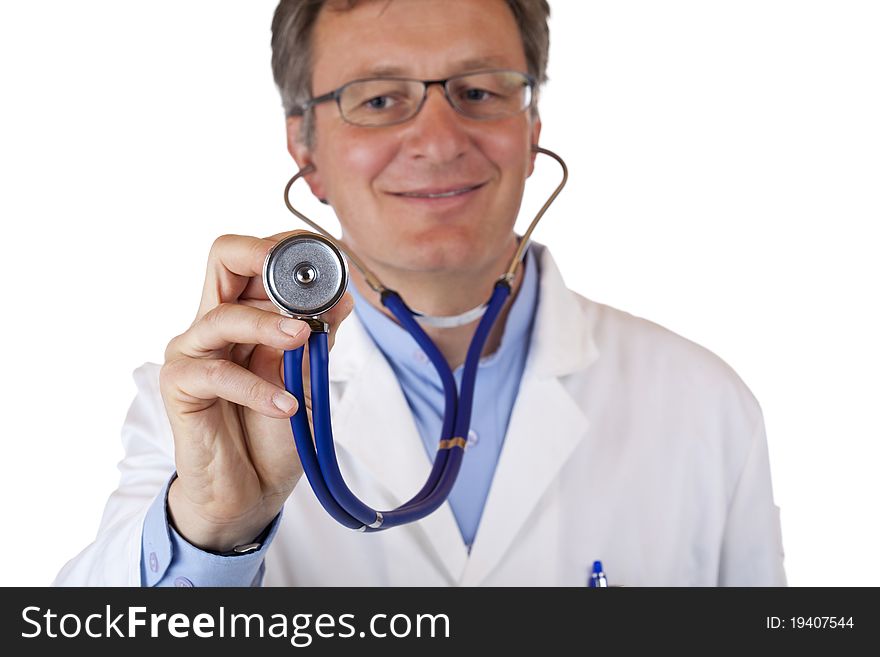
[288,0,541,280]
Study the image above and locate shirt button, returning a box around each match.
[413,349,429,364]
[149,552,158,573]
[466,429,479,449]
[174,577,194,588]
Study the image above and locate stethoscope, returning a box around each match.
[262,146,567,531]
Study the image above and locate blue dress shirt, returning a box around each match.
[349,251,538,547]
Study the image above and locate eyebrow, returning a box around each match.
[353,56,512,79]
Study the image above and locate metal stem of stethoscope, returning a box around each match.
[271,146,567,531]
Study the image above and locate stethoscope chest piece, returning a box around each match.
[263,233,349,317]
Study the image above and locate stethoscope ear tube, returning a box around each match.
[282,280,511,531]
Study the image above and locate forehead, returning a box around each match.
[311,0,526,87]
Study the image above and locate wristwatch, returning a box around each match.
[206,519,275,557]
[213,542,262,557]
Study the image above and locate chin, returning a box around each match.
[388,232,506,275]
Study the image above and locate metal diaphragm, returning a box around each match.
[263,233,348,317]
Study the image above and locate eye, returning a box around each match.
[461,87,493,102]
[364,95,395,110]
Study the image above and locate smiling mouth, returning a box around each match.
[393,183,486,199]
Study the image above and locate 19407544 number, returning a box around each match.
[766,616,854,630]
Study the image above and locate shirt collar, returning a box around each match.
[350,249,539,375]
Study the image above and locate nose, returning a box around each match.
[400,84,471,163]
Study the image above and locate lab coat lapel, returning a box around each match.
[460,246,598,586]
[327,313,470,583]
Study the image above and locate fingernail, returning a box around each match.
[280,319,307,338]
[272,391,297,414]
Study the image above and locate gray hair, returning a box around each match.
[270,0,550,145]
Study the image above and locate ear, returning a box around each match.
[526,116,542,177]
[286,115,327,200]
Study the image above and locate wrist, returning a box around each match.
[167,478,280,553]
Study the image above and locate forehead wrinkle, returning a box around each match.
[346,56,515,82]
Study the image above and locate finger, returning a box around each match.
[250,343,285,388]
[266,229,313,242]
[240,298,279,312]
[229,341,259,368]
[161,357,298,418]
[167,303,310,360]
[243,291,354,352]
[232,299,285,366]
[196,234,280,318]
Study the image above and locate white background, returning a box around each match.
[1,1,877,586]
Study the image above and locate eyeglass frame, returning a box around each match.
[289,68,538,127]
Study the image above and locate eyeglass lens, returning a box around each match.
[338,71,532,126]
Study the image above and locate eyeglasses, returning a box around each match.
[292,69,536,127]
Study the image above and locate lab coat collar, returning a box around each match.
[526,243,599,380]
[326,244,599,584]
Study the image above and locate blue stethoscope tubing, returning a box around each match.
[283,281,511,531]
[274,146,567,531]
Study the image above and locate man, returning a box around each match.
[55,0,786,586]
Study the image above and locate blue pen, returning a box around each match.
[589,560,608,587]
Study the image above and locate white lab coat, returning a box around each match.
[55,245,786,586]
